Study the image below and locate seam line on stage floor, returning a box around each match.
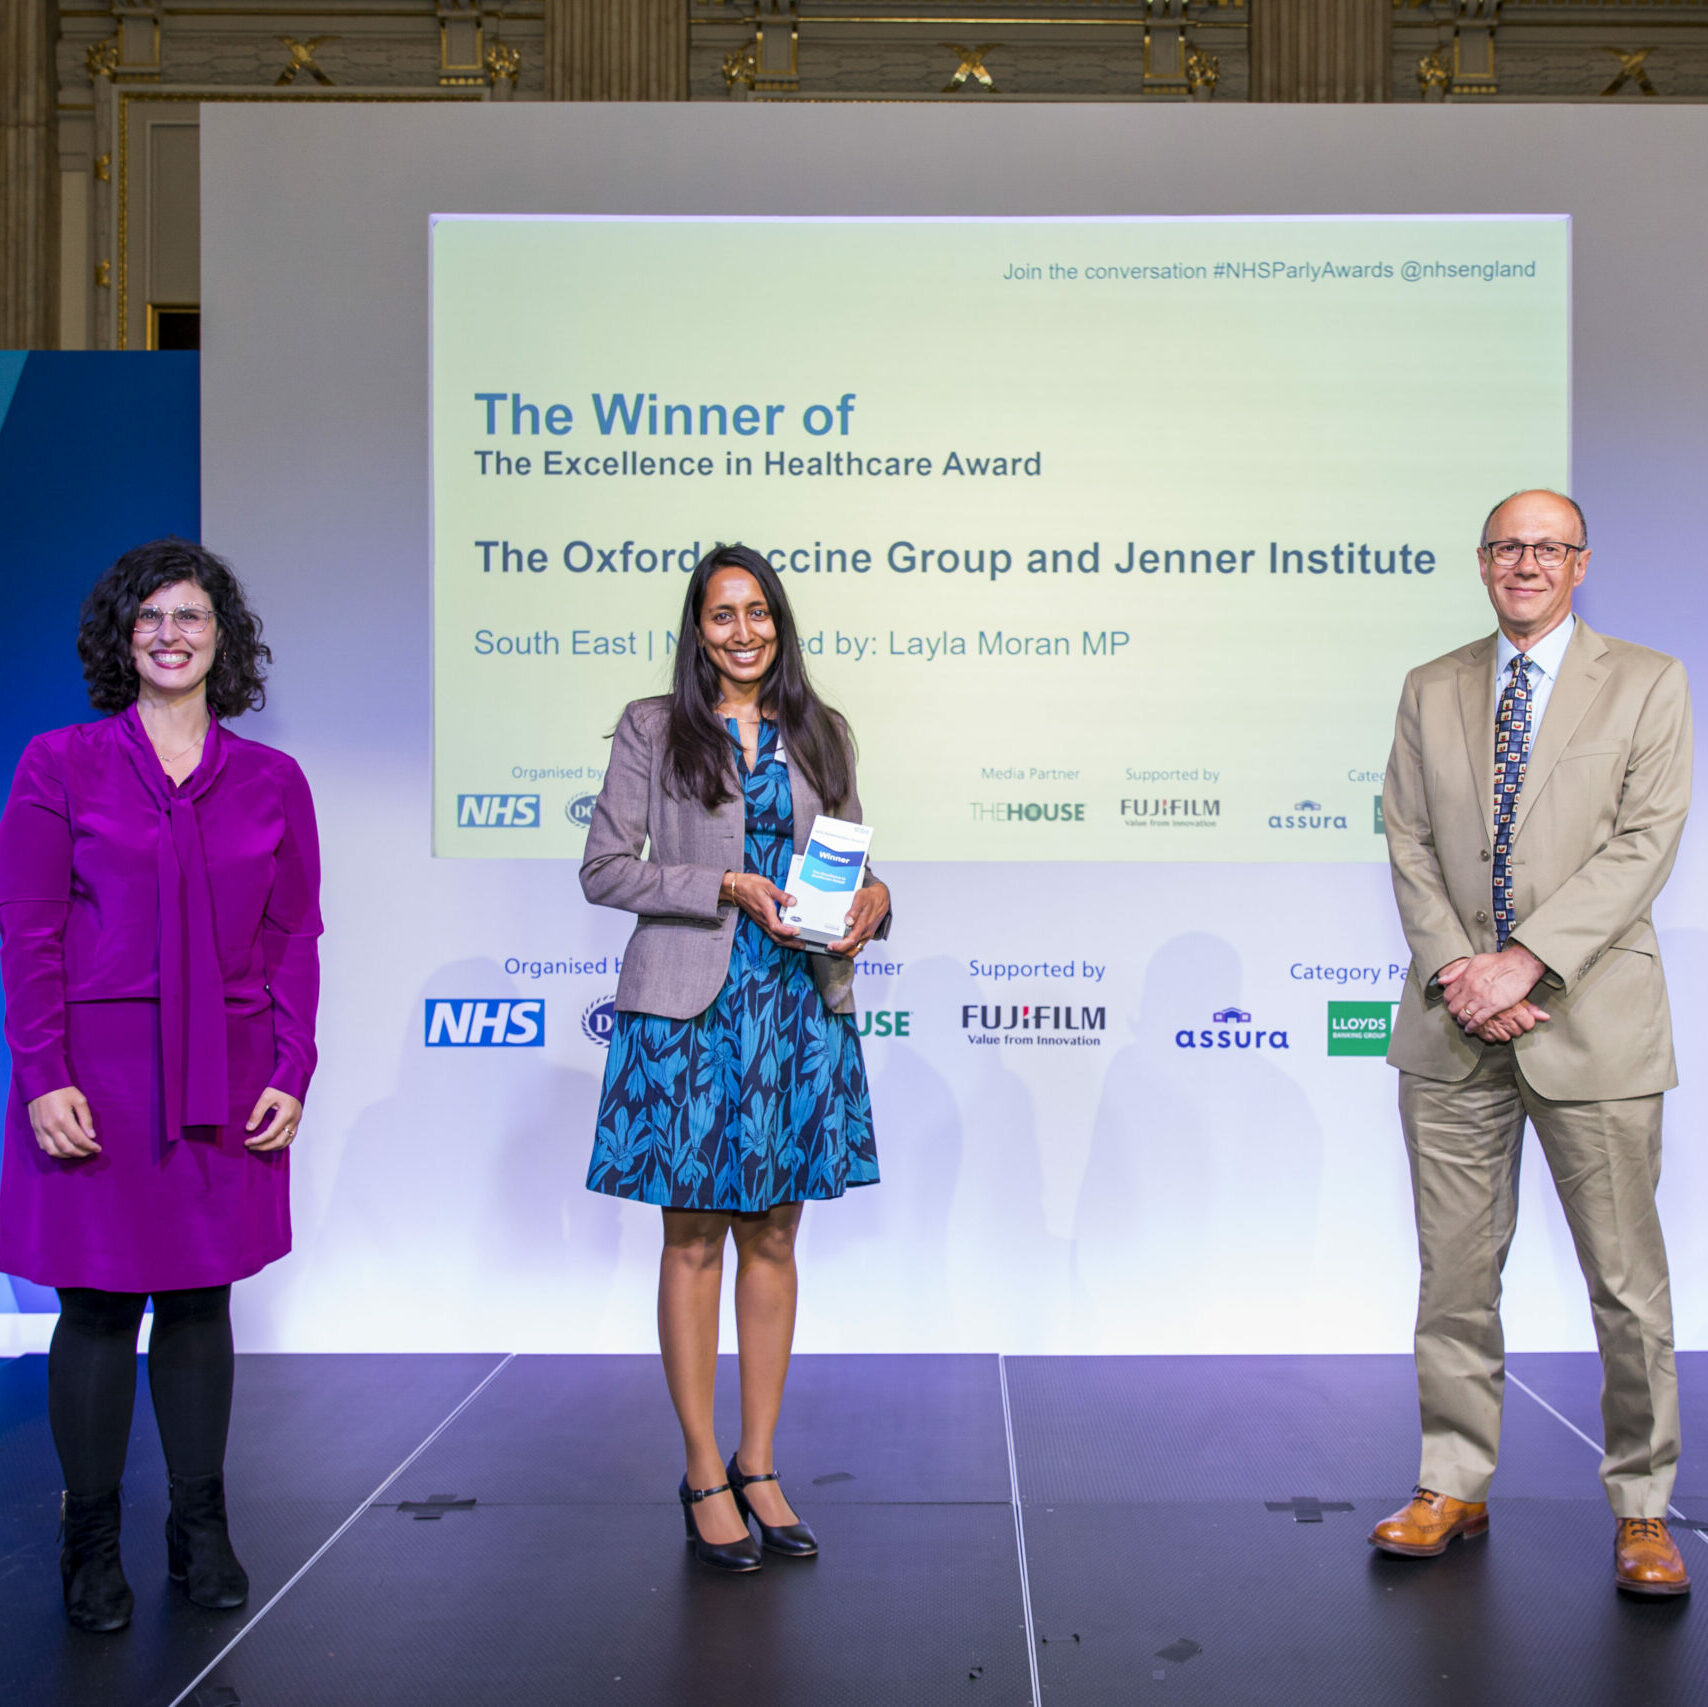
[1509,1370,1707,1549]
[164,1352,516,1707]
[998,1353,1043,1707]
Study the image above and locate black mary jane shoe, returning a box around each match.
[727,1454,819,1557]
[679,1478,763,1573]
[60,1488,135,1633]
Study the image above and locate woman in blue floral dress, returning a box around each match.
[581,545,889,1573]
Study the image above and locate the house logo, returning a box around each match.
[566,794,598,828]
[970,802,1087,824]
[857,1010,911,1038]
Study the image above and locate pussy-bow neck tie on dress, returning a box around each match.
[119,706,230,1140]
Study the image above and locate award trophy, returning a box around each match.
[780,816,875,953]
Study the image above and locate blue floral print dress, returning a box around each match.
[587,720,879,1212]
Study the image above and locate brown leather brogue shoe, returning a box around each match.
[1614,1519,1691,1597]
[1368,1487,1490,1557]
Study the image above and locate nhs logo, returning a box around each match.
[457,794,541,828]
[424,999,545,1047]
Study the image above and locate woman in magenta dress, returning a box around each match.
[0,539,321,1633]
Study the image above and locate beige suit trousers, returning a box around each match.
[1400,1051,1678,1517]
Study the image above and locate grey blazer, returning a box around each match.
[580,696,889,1020]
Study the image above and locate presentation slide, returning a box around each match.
[430,214,1568,862]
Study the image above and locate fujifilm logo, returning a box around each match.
[457,793,541,828]
[424,999,545,1047]
[961,1003,1104,1048]
[1121,798,1220,827]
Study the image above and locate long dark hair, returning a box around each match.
[664,545,852,813]
[78,538,271,718]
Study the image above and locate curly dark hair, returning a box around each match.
[78,538,271,718]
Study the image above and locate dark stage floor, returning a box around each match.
[2,1351,1704,1707]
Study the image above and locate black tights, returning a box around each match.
[48,1285,234,1496]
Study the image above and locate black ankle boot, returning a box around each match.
[166,1473,249,1609]
[60,1488,135,1632]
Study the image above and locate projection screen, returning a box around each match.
[431,214,1567,862]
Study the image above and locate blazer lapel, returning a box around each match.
[786,739,823,854]
[1455,636,1499,845]
[1512,618,1611,838]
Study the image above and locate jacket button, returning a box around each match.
[1475,910,1489,924]
[1480,849,1491,862]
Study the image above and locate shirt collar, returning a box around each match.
[1497,612,1575,683]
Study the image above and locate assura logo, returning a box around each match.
[1176,1006,1289,1051]
[1268,798,1349,831]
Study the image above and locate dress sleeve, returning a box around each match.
[0,736,75,1101]
[261,757,323,1100]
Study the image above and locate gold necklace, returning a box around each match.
[154,721,210,766]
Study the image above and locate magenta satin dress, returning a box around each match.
[0,706,322,1292]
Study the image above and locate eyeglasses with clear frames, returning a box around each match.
[1482,540,1583,570]
[134,604,214,635]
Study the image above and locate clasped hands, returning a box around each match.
[721,870,891,958]
[26,1084,304,1158]
[1436,943,1550,1044]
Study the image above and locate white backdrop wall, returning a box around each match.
[201,102,1708,1354]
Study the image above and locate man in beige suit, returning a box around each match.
[1373,489,1693,1594]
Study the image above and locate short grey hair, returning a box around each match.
[1480,489,1588,549]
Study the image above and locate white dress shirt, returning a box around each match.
[1496,613,1575,737]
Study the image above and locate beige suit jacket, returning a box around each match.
[580,696,887,1021]
[1383,617,1691,1100]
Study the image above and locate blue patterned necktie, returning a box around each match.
[1492,653,1533,948]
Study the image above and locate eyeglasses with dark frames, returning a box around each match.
[1482,540,1583,570]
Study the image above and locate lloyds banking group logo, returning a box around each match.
[1326,1001,1395,1056]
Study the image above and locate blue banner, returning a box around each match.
[0,353,199,1314]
